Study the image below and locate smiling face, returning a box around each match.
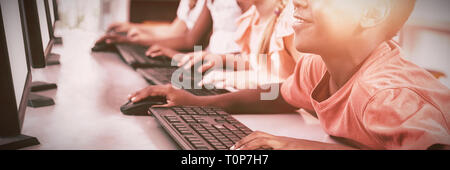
[292,0,366,54]
[292,0,416,55]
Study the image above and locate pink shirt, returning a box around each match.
[281,41,450,149]
[235,5,296,84]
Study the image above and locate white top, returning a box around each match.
[177,0,205,30]
[206,0,242,54]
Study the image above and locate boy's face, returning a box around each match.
[292,0,367,54]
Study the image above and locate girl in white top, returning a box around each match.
[97,0,206,46]
[145,0,244,59]
[177,0,205,30]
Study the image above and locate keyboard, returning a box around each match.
[137,68,230,96]
[115,44,172,68]
[137,67,178,85]
[150,106,253,150]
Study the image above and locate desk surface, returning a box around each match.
[22,29,337,150]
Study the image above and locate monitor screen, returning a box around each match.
[36,0,50,52]
[48,0,55,26]
[0,0,29,109]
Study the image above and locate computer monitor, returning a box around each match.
[22,0,58,96]
[0,0,39,149]
[42,0,61,65]
[22,0,46,68]
[48,0,55,26]
[37,0,52,58]
[47,0,63,45]
[22,0,60,69]
[52,0,60,21]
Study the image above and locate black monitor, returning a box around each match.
[48,0,62,44]
[22,0,46,68]
[44,0,62,45]
[22,0,60,67]
[0,0,40,149]
[21,0,57,102]
[22,0,60,69]
[52,0,60,21]
[37,0,60,64]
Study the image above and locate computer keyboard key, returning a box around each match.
[198,130,209,134]
[221,138,232,143]
[224,124,238,131]
[223,142,234,148]
[216,111,229,116]
[208,139,219,143]
[204,136,216,140]
[242,129,253,134]
[228,135,240,139]
[186,120,197,123]
[215,146,228,150]
[213,124,225,129]
[172,123,184,126]
[195,147,209,150]
[229,137,241,141]
[181,131,194,135]
[214,118,226,123]
[185,135,198,140]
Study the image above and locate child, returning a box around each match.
[144,0,243,54]
[96,0,207,47]
[129,0,450,150]
[150,0,298,89]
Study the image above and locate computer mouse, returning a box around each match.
[91,41,117,52]
[120,96,167,116]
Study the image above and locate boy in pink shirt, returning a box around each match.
[128,0,450,149]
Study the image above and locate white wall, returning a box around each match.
[402,0,450,87]
[58,0,129,32]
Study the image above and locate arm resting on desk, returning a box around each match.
[200,83,298,114]
[129,84,297,114]
[231,131,356,150]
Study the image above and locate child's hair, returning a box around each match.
[256,0,288,74]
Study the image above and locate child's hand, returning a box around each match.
[127,28,155,46]
[176,51,206,70]
[229,131,308,150]
[231,131,356,150]
[107,22,135,33]
[95,28,153,46]
[175,52,222,73]
[95,33,129,45]
[127,84,201,107]
[145,44,179,58]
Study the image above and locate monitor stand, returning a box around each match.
[54,36,63,45]
[27,93,55,108]
[30,81,57,92]
[46,53,60,66]
[0,134,40,150]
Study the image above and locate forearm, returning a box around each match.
[140,19,188,40]
[197,85,297,114]
[294,139,357,150]
[145,36,196,51]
